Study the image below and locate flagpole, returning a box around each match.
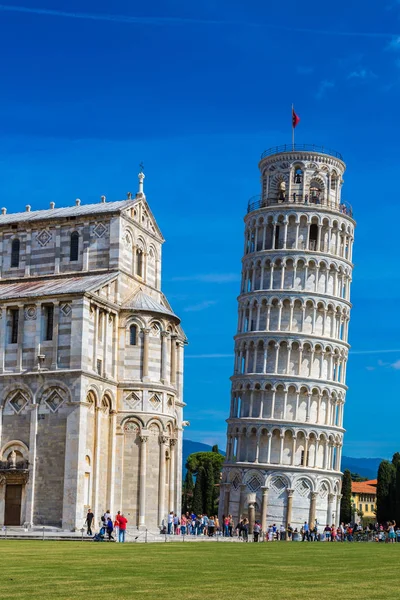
[292,103,294,150]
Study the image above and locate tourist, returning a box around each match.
[388,521,396,544]
[324,524,331,541]
[181,514,187,535]
[224,515,230,537]
[106,517,114,541]
[118,513,127,543]
[279,524,286,541]
[242,518,249,542]
[168,512,174,535]
[214,516,220,535]
[253,521,261,542]
[173,513,180,535]
[331,524,337,541]
[114,511,121,542]
[302,521,309,542]
[194,515,202,535]
[287,523,293,541]
[228,515,234,537]
[208,516,215,537]
[202,514,209,536]
[85,508,94,536]
[267,525,274,541]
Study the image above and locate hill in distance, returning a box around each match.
[183,439,381,480]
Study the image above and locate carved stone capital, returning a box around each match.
[287,488,294,498]
[139,435,149,444]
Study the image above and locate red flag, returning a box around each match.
[292,108,300,129]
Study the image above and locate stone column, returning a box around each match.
[92,407,102,523]
[107,410,117,516]
[142,328,150,381]
[158,435,169,527]
[17,304,24,371]
[248,503,255,534]
[169,439,177,512]
[309,491,318,527]
[25,403,39,526]
[286,488,294,527]
[51,302,60,370]
[336,494,342,526]
[102,311,109,378]
[170,335,177,385]
[261,486,269,532]
[0,306,7,372]
[92,305,98,372]
[54,225,61,274]
[327,493,335,525]
[139,434,148,527]
[238,484,247,520]
[161,331,169,383]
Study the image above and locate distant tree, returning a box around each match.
[350,472,368,482]
[185,451,225,515]
[395,462,400,524]
[376,460,396,523]
[340,469,353,524]
[392,452,400,468]
[204,460,215,515]
[182,469,194,513]
[192,466,205,515]
[212,444,219,453]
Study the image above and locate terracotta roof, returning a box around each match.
[351,481,377,495]
[0,199,136,225]
[121,289,179,320]
[0,273,117,300]
[365,479,377,486]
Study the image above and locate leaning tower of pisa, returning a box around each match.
[220,144,355,532]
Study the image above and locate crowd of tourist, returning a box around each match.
[164,513,400,543]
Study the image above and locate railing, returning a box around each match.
[260,144,343,161]
[0,460,29,470]
[247,194,353,218]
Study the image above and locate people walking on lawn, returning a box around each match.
[253,521,261,542]
[118,513,128,543]
[301,521,309,541]
[114,511,121,541]
[85,509,94,536]
[388,521,396,543]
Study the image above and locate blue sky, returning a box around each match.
[0,0,400,458]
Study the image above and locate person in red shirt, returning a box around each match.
[118,513,128,543]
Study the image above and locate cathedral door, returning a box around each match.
[4,485,22,525]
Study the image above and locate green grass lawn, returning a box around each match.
[0,540,398,600]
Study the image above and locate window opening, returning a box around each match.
[11,239,20,268]
[70,231,79,261]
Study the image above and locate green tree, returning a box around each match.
[350,472,368,482]
[182,469,194,513]
[204,460,215,515]
[395,461,400,525]
[192,466,205,515]
[340,469,352,524]
[212,444,219,453]
[376,459,396,523]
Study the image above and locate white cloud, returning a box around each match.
[387,36,400,50]
[347,68,376,80]
[183,300,217,312]
[172,273,240,283]
[315,79,335,100]
[391,360,400,370]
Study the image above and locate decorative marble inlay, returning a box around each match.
[60,303,72,317]
[149,394,161,411]
[123,391,141,410]
[232,475,240,490]
[43,388,65,413]
[124,421,139,434]
[24,305,37,320]
[9,391,29,414]
[247,476,261,492]
[93,222,107,238]
[36,229,52,247]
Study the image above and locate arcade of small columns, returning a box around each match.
[225,425,343,472]
[244,214,354,260]
[238,297,349,340]
[241,258,351,300]
[229,384,344,427]
[220,477,342,531]
[234,338,348,385]
[122,421,178,527]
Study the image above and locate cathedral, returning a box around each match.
[0,172,186,530]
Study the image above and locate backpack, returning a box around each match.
[101,515,106,523]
